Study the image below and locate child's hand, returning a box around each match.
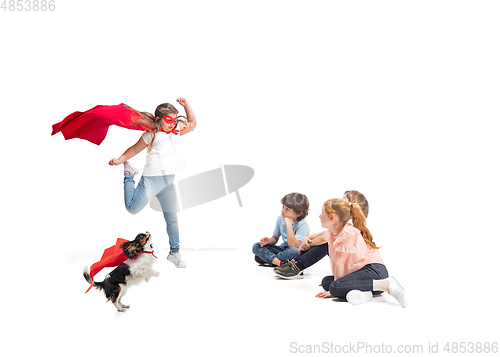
[260,237,270,247]
[109,158,121,166]
[315,291,333,299]
[176,97,188,107]
[299,238,312,252]
[283,216,295,226]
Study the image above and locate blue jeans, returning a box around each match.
[252,242,300,264]
[124,174,180,253]
[321,263,389,298]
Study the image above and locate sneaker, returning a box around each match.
[276,259,292,269]
[274,260,304,279]
[346,290,373,305]
[254,255,273,266]
[167,252,187,268]
[123,161,139,176]
[387,276,407,308]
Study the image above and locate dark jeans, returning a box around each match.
[321,263,389,298]
[295,243,329,269]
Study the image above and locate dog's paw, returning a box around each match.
[118,302,130,309]
[114,302,128,312]
[154,271,160,277]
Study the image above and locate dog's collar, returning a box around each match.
[139,250,157,259]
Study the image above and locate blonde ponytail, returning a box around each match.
[324,199,380,250]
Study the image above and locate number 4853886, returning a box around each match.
[1,0,56,11]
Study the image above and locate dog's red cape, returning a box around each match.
[85,238,129,293]
[51,104,156,145]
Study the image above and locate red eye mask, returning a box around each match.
[163,115,176,124]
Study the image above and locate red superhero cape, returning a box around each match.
[52,103,156,145]
[52,103,186,145]
[85,238,158,293]
[85,238,129,293]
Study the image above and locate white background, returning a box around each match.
[1,1,499,356]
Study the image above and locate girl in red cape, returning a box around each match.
[53,98,197,267]
[108,98,197,268]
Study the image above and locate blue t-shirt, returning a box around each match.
[272,216,310,246]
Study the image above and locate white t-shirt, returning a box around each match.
[141,131,186,176]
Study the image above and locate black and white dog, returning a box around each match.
[83,232,159,312]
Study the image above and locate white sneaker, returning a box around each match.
[167,252,187,268]
[123,161,139,176]
[346,290,373,305]
[387,276,407,308]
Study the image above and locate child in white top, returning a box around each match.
[108,98,197,268]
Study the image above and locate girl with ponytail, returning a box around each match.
[108,98,197,268]
[274,190,370,279]
[315,198,407,307]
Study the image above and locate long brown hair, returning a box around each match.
[129,103,186,151]
[324,198,380,249]
[344,190,369,218]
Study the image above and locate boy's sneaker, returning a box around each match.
[254,255,272,266]
[387,276,407,308]
[274,260,304,279]
[167,252,187,268]
[123,161,139,176]
[346,290,373,305]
